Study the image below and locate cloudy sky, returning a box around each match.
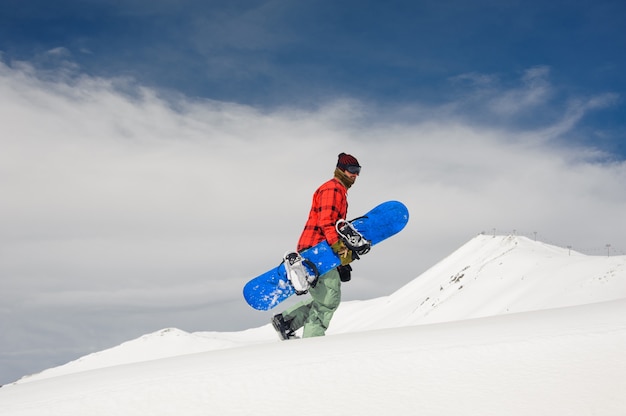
[1,0,625,384]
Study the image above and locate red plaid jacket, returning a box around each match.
[297,178,348,251]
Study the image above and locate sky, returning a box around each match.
[1,0,626,384]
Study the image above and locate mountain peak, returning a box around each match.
[330,234,626,333]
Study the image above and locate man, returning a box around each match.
[272,153,361,340]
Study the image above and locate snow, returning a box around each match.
[1,235,626,415]
[330,234,626,332]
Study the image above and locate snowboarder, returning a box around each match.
[272,153,361,340]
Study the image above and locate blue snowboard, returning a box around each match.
[243,200,409,311]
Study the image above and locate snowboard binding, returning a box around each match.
[283,251,320,295]
[336,219,371,258]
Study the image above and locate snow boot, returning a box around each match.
[272,314,296,341]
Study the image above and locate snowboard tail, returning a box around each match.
[243,200,409,311]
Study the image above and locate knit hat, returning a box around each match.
[336,153,361,174]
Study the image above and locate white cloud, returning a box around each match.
[486,66,552,115]
[1,58,625,383]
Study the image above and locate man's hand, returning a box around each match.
[331,241,353,265]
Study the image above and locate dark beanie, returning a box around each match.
[337,152,360,169]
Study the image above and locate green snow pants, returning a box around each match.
[282,267,341,338]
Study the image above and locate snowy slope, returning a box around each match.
[331,234,626,332]
[2,235,626,415]
[1,300,626,416]
[13,327,275,383]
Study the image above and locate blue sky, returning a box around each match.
[1,0,626,385]
[1,0,625,156]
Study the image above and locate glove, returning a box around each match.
[331,240,353,266]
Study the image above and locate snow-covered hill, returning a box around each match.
[331,234,626,332]
[2,235,626,415]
